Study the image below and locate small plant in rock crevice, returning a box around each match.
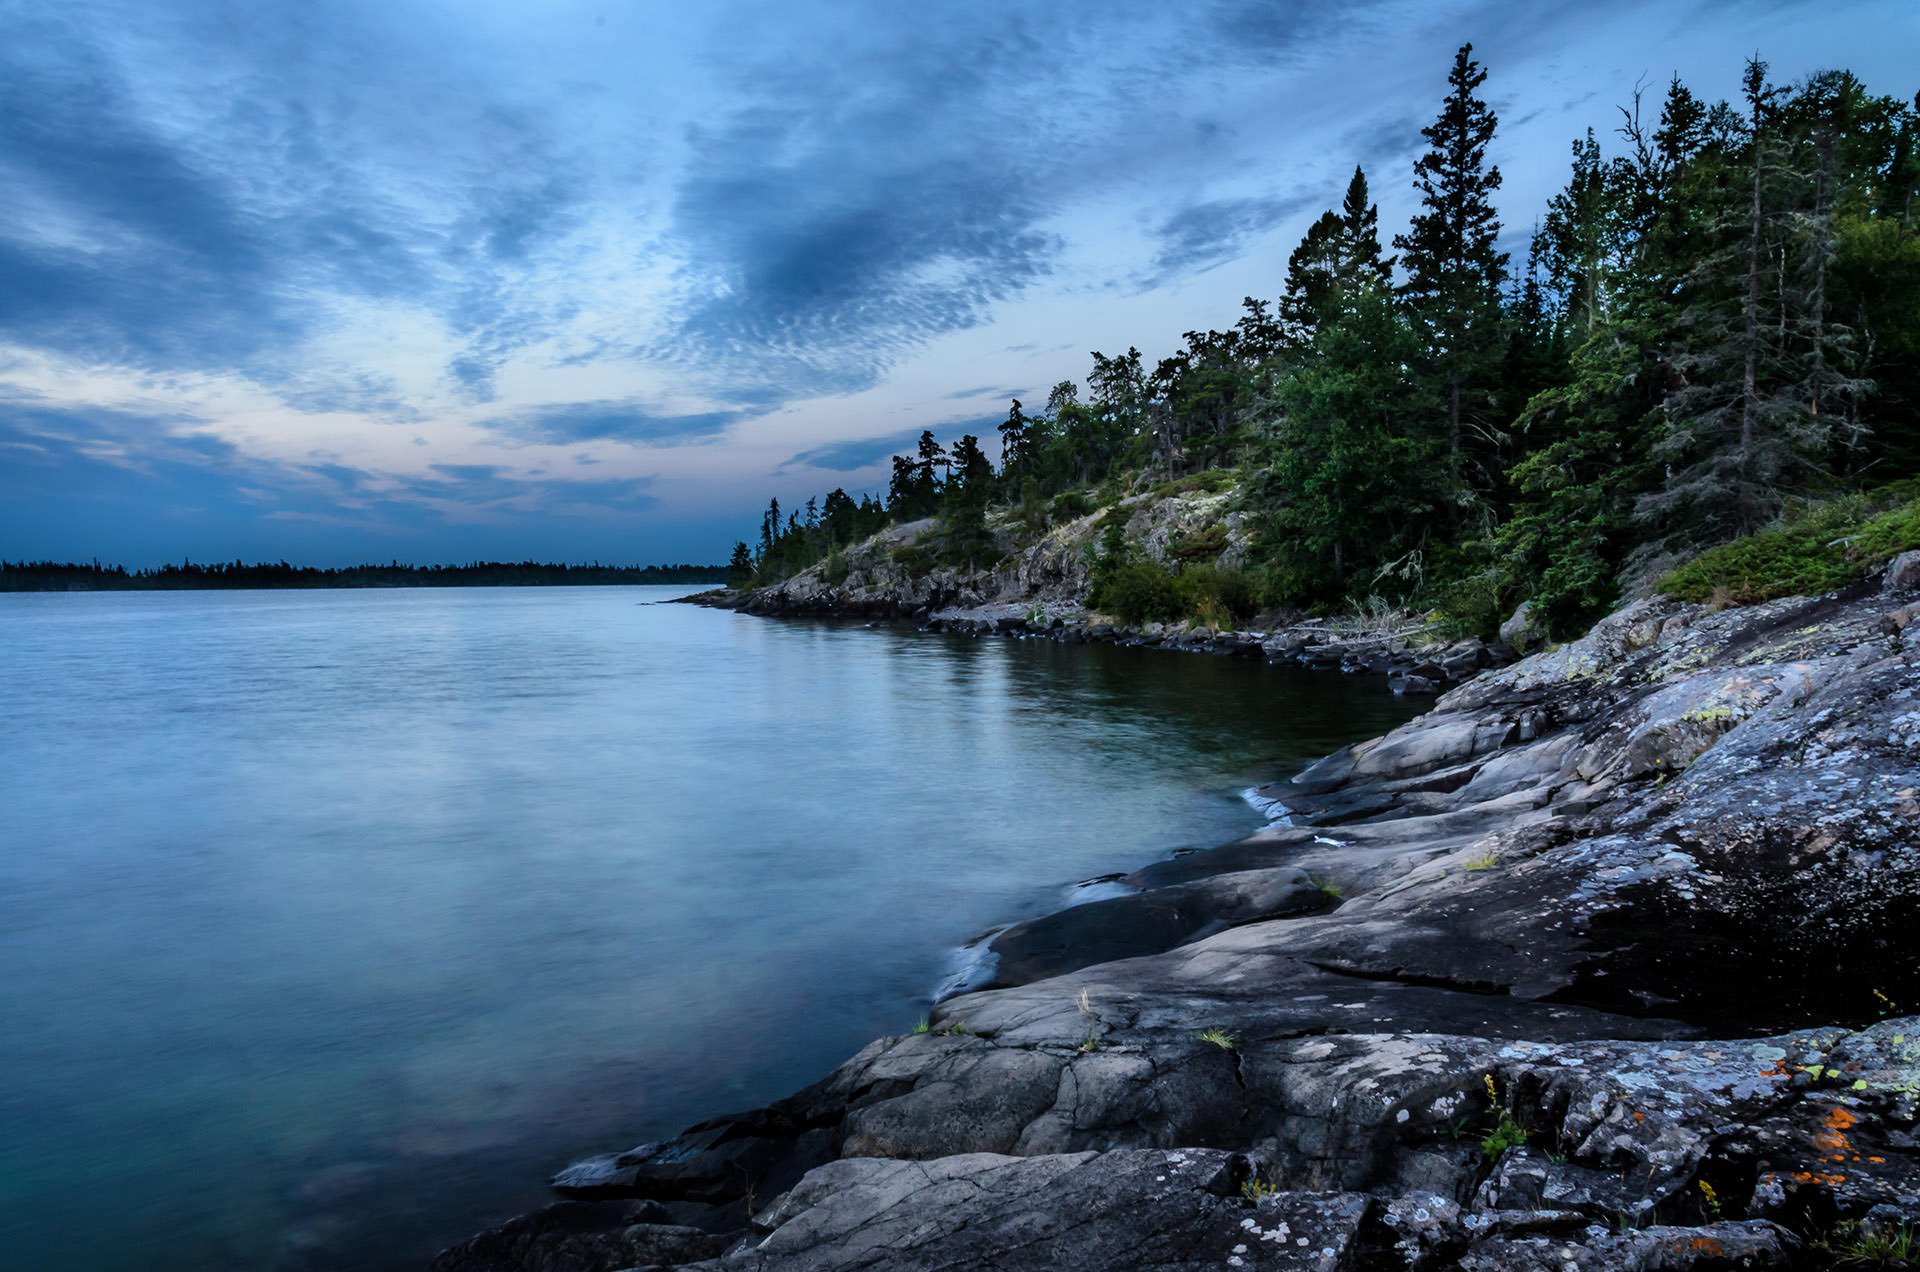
[1198,1027,1238,1051]
[1479,1073,1528,1161]
[1240,1176,1278,1204]
[1812,1219,1918,1267]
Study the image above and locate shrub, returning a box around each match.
[1656,493,1920,607]
[1050,490,1092,520]
[1092,560,1187,625]
[1854,498,1920,563]
[1182,564,1262,626]
[1166,522,1229,563]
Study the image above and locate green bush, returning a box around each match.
[1658,496,1920,605]
[1089,557,1264,628]
[1092,560,1188,625]
[1182,564,1261,626]
[1166,523,1229,563]
[1050,490,1092,520]
[822,545,849,585]
[1854,499,1920,563]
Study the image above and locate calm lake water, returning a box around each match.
[0,586,1418,1270]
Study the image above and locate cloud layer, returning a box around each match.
[0,0,1910,564]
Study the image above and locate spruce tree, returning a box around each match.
[997,399,1029,474]
[1395,43,1510,508]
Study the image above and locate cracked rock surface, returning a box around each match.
[437,572,1920,1271]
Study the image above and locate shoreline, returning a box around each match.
[682,585,1523,698]
[441,568,1920,1271]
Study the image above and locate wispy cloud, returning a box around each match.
[480,401,746,446]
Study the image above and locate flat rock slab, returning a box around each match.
[693,1149,1368,1271]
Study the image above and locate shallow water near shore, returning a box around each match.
[0,585,1419,1270]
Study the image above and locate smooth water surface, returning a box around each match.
[0,586,1419,1269]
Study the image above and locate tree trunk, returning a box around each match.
[1739,116,1764,529]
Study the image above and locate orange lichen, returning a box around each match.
[1790,1170,1848,1185]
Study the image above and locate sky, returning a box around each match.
[1,0,1914,567]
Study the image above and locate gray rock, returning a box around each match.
[1886,549,1920,593]
[1499,601,1549,653]
[700,1150,1369,1271]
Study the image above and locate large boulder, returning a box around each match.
[1885,549,1920,593]
[1498,601,1549,653]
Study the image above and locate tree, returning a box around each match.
[1278,168,1394,350]
[998,399,1030,474]
[1641,57,1873,544]
[915,430,948,493]
[1395,43,1511,509]
[757,498,781,562]
[942,434,997,568]
[1253,284,1436,599]
[887,455,920,517]
[726,541,755,588]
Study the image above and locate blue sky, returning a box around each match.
[1,0,1913,566]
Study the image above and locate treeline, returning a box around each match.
[732,46,1920,637]
[1,559,727,592]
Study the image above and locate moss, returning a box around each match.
[1150,468,1236,498]
[1165,522,1229,563]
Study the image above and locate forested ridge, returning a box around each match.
[730,47,1920,639]
[0,559,727,591]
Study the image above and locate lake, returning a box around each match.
[0,585,1419,1269]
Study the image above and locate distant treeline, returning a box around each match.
[0,559,728,592]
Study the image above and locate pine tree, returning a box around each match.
[1642,58,1872,544]
[1395,43,1511,508]
[915,430,948,494]
[726,541,755,588]
[1278,168,1393,350]
[997,399,1030,474]
[942,434,997,568]
[1256,284,1435,598]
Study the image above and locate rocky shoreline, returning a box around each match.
[438,558,1920,1271]
[691,585,1531,697]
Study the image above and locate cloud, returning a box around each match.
[776,412,1007,475]
[0,4,587,391]
[1144,192,1321,284]
[777,428,928,475]
[641,14,1087,405]
[944,385,1032,401]
[480,400,748,446]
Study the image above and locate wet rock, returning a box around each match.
[984,867,1327,986]
[429,1202,727,1272]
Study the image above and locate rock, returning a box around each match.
[1499,601,1549,653]
[709,1150,1370,1271]
[984,867,1327,987]
[1886,549,1920,593]
[1391,673,1439,697]
[429,1203,727,1272]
